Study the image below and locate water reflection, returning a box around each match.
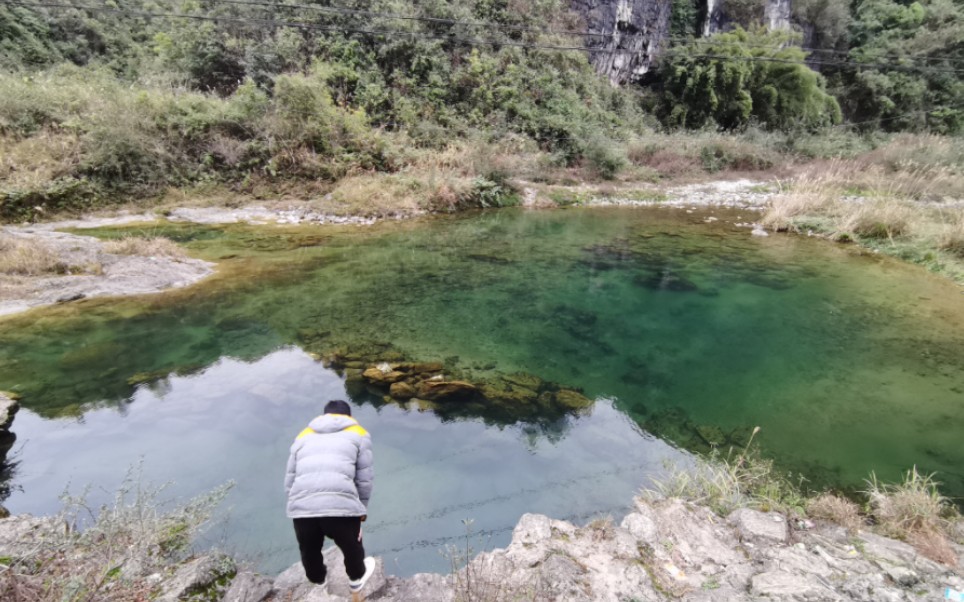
[4,348,682,576]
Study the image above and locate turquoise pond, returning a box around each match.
[1,206,962,575]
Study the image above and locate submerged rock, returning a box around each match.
[552,388,593,411]
[416,380,478,401]
[501,372,544,392]
[636,270,699,292]
[389,381,417,400]
[695,424,727,447]
[362,366,407,385]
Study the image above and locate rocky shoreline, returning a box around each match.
[3,493,962,601]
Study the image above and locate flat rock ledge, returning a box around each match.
[7,496,959,601]
[0,227,215,317]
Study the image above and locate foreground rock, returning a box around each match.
[2,494,961,601]
[269,497,964,600]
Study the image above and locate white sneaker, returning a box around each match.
[348,557,375,593]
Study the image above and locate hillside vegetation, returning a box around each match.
[0,0,962,220]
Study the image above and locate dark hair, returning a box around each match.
[324,399,352,416]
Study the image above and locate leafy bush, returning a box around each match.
[657,28,842,131]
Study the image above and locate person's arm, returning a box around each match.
[354,434,374,509]
[284,445,298,497]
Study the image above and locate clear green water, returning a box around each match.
[1,207,963,574]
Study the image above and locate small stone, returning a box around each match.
[389,381,417,400]
[362,367,406,385]
[728,508,787,543]
[621,512,657,544]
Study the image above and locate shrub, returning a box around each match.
[0,471,234,601]
[657,28,841,131]
[584,137,627,180]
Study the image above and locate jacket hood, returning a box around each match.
[307,413,359,434]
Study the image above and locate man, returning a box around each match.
[285,399,375,593]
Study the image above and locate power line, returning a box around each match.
[8,1,964,75]
[662,49,964,75]
[187,0,964,64]
[7,0,964,67]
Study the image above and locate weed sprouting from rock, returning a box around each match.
[0,465,233,602]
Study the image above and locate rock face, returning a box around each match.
[570,0,673,85]
[1,495,962,601]
[765,0,792,30]
[0,391,19,466]
[570,0,795,86]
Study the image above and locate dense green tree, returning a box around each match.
[837,0,964,132]
[657,28,841,131]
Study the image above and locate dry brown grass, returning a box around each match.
[806,493,863,532]
[763,144,964,285]
[864,467,959,565]
[314,171,475,216]
[937,212,964,258]
[102,236,186,258]
[0,131,83,190]
[0,234,64,275]
[839,199,916,240]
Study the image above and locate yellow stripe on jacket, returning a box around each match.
[296,422,368,440]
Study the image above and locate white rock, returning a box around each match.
[728,508,787,543]
[750,571,838,599]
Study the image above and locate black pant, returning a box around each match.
[293,516,366,584]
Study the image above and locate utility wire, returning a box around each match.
[7,1,964,75]
[6,0,964,66]
[177,0,964,64]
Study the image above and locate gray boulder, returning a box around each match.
[728,508,788,544]
[222,571,272,602]
[156,554,236,602]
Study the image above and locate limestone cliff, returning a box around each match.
[570,0,672,85]
[571,0,794,85]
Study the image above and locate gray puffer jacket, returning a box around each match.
[284,414,373,518]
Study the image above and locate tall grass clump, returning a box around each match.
[864,467,959,564]
[102,236,186,258]
[0,472,234,602]
[646,427,806,515]
[0,234,63,275]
